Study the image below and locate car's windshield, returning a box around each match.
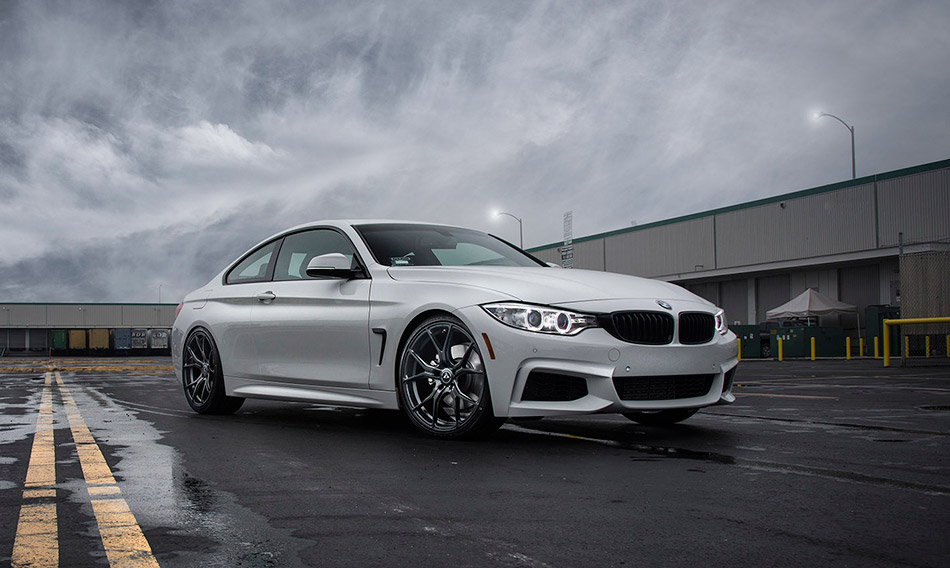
[355,224,546,267]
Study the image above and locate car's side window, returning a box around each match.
[273,229,358,281]
[225,240,279,284]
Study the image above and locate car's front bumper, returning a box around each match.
[455,304,739,418]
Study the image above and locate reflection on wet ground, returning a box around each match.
[1,359,948,567]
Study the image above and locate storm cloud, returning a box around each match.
[1,1,948,302]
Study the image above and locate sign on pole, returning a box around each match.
[561,211,574,269]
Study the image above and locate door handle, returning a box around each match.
[256,291,276,303]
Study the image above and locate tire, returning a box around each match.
[181,328,244,415]
[397,315,504,439]
[760,343,771,358]
[622,408,698,426]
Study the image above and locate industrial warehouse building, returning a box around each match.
[0,304,176,356]
[0,158,947,358]
[528,158,950,353]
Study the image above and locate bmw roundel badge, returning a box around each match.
[657,300,672,310]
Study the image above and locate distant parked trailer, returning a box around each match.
[68,329,87,350]
[148,329,170,352]
[114,328,132,351]
[88,329,110,351]
[131,329,148,350]
[51,330,68,353]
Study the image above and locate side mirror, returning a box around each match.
[305,253,361,279]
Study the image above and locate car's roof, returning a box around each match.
[280,219,469,233]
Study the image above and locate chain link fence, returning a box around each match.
[898,245,950,365]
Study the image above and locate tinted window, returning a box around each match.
[273,229,358,281]
[356,224,545,267]
[226,240,279,284]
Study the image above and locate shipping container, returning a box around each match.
[68,329,87,350]
[88,328,110,350]
[114,328,132,351]
[148,329,170,350]
[51,329,68,350]
[131,329,148,349]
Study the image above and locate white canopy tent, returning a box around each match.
[766,288,861,339]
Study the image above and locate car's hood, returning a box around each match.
[386,266,708,306]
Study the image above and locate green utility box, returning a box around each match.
[730,325,760,358]
[770,326,845,358]
[865,305,900,357]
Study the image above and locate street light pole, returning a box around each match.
[496,212,523,249]
[817,112,855,180]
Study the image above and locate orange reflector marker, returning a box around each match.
[481,333,496,360]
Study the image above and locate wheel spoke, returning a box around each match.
[454,392,461,424]
[451,343,475,370]
[403,370,434,384]
[454,386,478,406]
[187,346,201,364]
[409,349,436,372]
[431,388,448,427]
[409,387,437,413]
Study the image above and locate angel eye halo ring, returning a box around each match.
[482,303,599,336]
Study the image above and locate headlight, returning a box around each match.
[715,309,728,335]
[482,303,599,336]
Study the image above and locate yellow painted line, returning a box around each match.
[11,372,58,568]
[55,371,160,568]
[735,393,838,400]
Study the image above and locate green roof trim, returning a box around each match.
[527,157,950,252]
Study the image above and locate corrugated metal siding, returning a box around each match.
[604,217,715,277]
[47,305,85,327]
[83,305,124,327]
[573,239,606,271]
[7,305,47,326]
[877,168,950,247]
[720,280,748,324]
[716,184,876,268]
[533,248,561,265]
[124,305,162,326]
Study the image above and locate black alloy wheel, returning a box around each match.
[182,328,244,415]
[398,315,504,439]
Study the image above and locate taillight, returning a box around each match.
[175,302,183,318]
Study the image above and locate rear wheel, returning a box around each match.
[182,328,244,415]
[622,408,698,426]
[398,315,504,439]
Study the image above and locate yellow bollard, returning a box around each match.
[737,338,741,362]
[874,336,879,359]
[811,337,816,361]
[925,336,931,358]
[778,337,783,362]
[883,324,891,367]
[904,336,910,359]
[845,337,851,360]
[859,337,864,357]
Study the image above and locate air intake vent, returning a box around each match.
[679,312,715,345]
[521,372,588,402]
[603,311,674,345]
[613,374,715,401]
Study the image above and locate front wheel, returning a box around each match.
[182,328,244,415]
[623,408,698,426]
[398,315,504,439]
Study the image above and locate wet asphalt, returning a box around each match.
[1,358,948,567]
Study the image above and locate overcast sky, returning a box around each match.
[1,0,948,303]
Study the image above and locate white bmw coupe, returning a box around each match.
[172,221,738,438]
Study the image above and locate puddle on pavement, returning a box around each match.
[1,374,305,567]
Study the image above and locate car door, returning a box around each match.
[251,228,372,388]
[211,238,281,379]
